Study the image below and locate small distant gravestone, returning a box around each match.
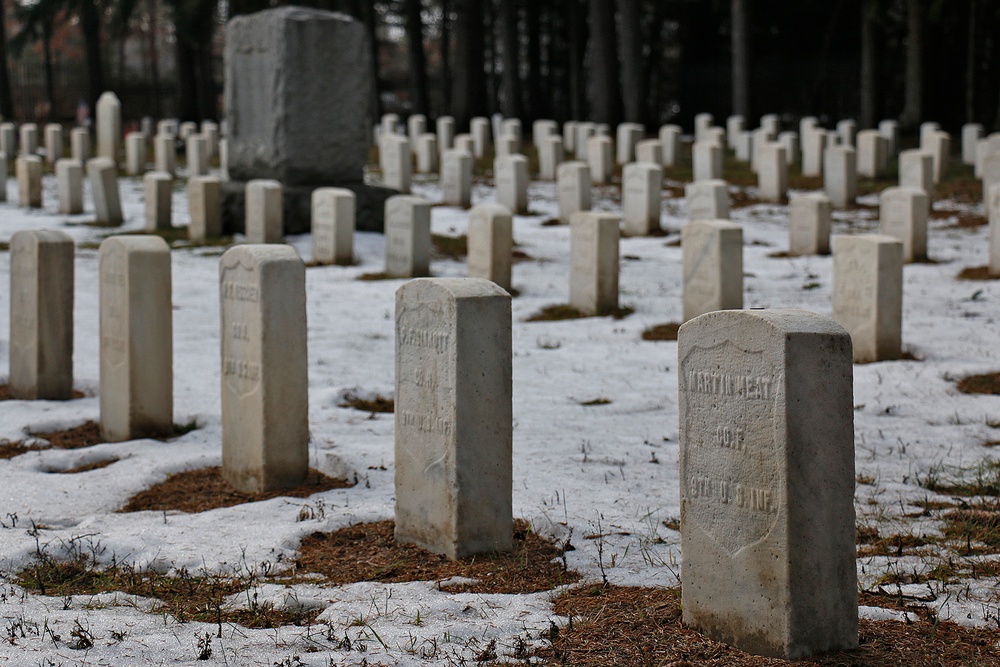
[187,134,209,177]
[569,211,619,315]
[245,179,283,243]
[56,159,83,214]
[757,143,788,203]
[635,139,662,165]
[188,176,223,241]
[962,123,983,165]
[415,133,438,174]
[686,179,729,222]
[927,131,950,184]
[494,154,528,215]
[470,117,490,158]
[220,245,308,493]
[831,234,903,362]
[408,115,427,149]
[381,134,411,194]
[16,155,42,208]
[20,123,38,156]
[539,135,564,181]
[144,172,173,232]
[71,128,90,163]
[96,92,121,162]
[99,236,173,441]
[0,122,17,157]
[467,203,513,291]
[436,116,455,153]
[587,135,613,185]
[778,131,798,166]
[878,119,899,157]
[879,186,929,263]
[125,132,147,176]
[574,122,595,160]
[385,195,431,278]
[311,187,355,265]
[823,145,856,209]
[441,149,472,208]
[899,149,933,195]
[558,161,591,223]
[682,220,742,321]
[726,115,744,147]
[616,122,643,165]
[44,124,62,165]
[788,193,831,256]
[692,141,722,181]
[394,278,512,559]
[678,308,857,659]
[658,124,681,167]
[154,134,176,177]
[622,162,662,236]
[88,158,124,226]
[9,230,74,400]
[801,128,826,177]
[988,183,1000,277]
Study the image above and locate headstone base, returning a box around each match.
[222,181,395,235]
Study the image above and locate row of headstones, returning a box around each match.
[11,227,856,658]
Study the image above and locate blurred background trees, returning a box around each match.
[2,0,999,133]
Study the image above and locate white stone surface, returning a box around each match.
[70,128,90,163]
[686,179,729,222]
[678,308,857,659]
[245,179,283,244]
[394,278,512,559]
[220,244,308,493]
[621,162,662,236]
[616,123,643,165]
[831,234,903,362]
[0,122,16,157]
[415,133,438,174]
[384,195,431,278]
[788,193,831,256]
[441,150,472,208]
[143,171,173,232]
[44,124,62,165]
[587,135,613,185]
[311,187,355,265]
[801,128,826,177]
[494,154,528,215]
[16,156,42,208]
[380,134,411,194]
[19,124,38,156]
[56,159,83,214]
[693,141,722,181]
[557,161,591,223]
[962,123,983,165]
[125,132,147,176]
[899,149,933,194]
[855,130,884,178]
[470,117,490,158]
[154,134,176,177]
[467,203,513,291]
[569,211,619,315]
[539,135,564,181]
[879,186,929,263]
[682,219,742,321]
[823,145,856,209]
[188,176,222,241]
[96,92,121,162]
[187,134,209,177]
[9,230,74,400]
[658,125,681,167]
[99,235,173,441]
[757,143,787,203]
[634,139,662,165]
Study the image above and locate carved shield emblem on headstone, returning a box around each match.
[681,339,782,555]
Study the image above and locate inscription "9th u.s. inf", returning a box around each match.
[689,476,775,514]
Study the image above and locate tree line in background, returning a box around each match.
[0,0,997,134]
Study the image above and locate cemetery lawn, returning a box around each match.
[0,159,999,665]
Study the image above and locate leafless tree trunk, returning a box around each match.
[587,0,621,124]
[617,0,643,123]
[859,0,877,128]
[899,0,923,129]
[568,0,585,120]
[451,0,486,127]
[499,0,522,119]
[731,0,749,117]
[966,0,976,123]
[405,0,430,116]
[440,0,452,114]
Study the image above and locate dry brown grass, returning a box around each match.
[338,390,394,413]
[295,519,578,594]
[29,421,104,449]
[641,323,680,341]
[956,266,998,281]
[528,304,635,321]
[119,467,352,514]
[533,584,1000,667]
[956,372,1000,395]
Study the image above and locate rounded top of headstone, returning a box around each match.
[470,203,512,219]
[11,229,73,247]
[221,244,302,270]
[228,5,357,26]
[680,308,850,341]
[99,234,170,255]
[97,91,120,105]
[397,277,510,302]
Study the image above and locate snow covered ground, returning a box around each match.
[0,157,997,665]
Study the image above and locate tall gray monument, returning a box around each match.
[223,7,390,233]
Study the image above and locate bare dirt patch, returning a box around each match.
[956,372,1000,395]
[533,584,1000,667]
[120,467,352,514]
[295,519,578,594]
[528,304,635,321]
[956,266,998,281]
[641,323,680,341]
